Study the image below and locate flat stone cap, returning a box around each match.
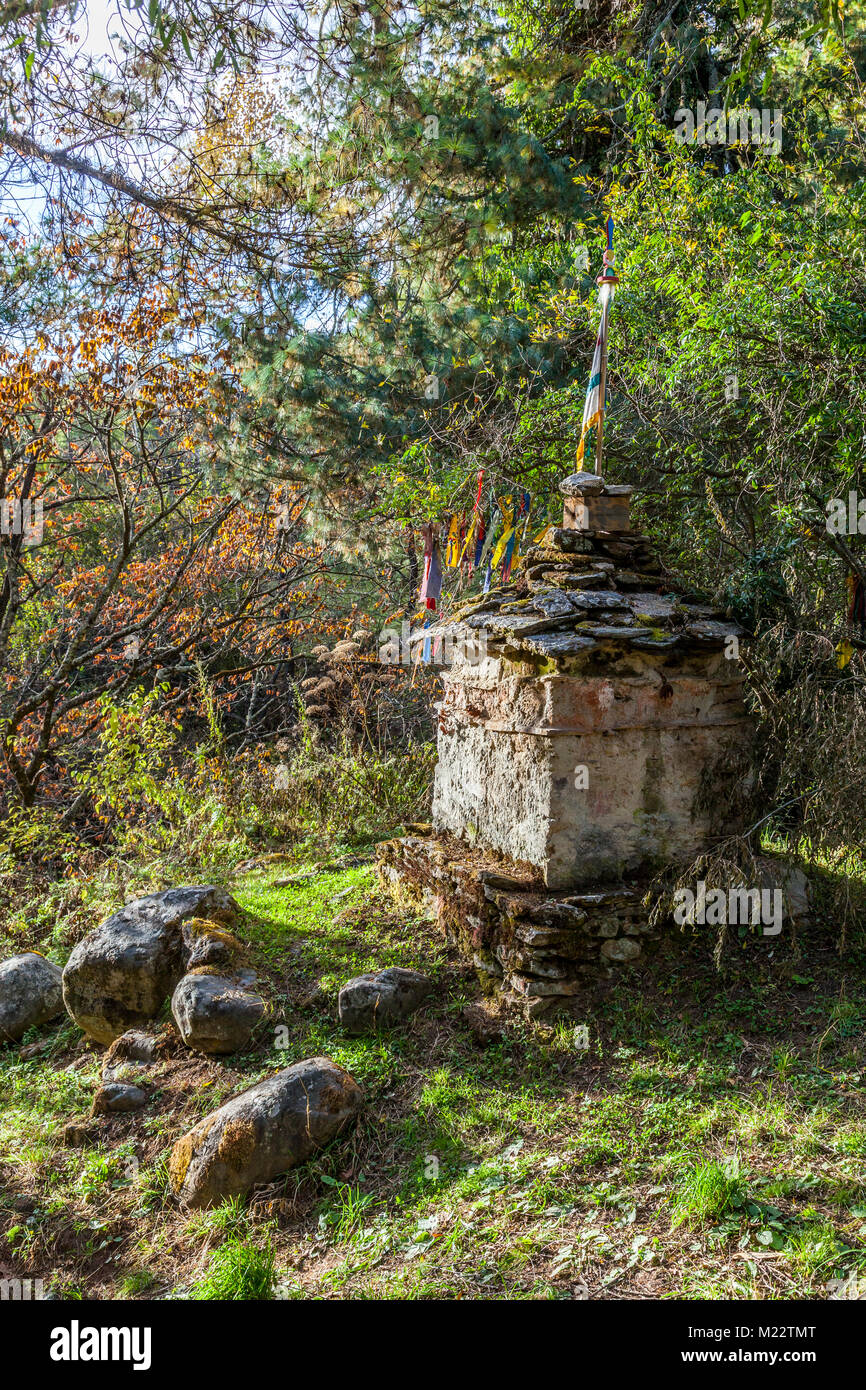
[559,472,605,497]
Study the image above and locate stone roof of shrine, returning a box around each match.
[425,476,746,666]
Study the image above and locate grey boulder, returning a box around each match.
[93,1082,147,1113]
[338,966,433,1035]
[171,969,266,1054]
[0,953,64,1043]
[62,886,239,1045]
[168,1056,363,1207]
[755,858,811,927]
[103,1029,161,1066]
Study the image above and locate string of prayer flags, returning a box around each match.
[477,499,500,573]
[474,478,491,581]
[479,495,507,592]
[458,512,480,567]
[513,492,533,572]
[452,468,485,571]
[473,512,487,566]
[501,493,530,583]
[416,478,534,610]
[482,517,497,592]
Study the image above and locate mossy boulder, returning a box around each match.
[62,886,240,1045]
[168,1056,363,1207]
[182,919,247,971]
[171,969,265,1055]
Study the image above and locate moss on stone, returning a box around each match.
[184,919,244,951]
[169,1110,221,1192]
[216,1117,259,1173]
[168,1133,195,1192]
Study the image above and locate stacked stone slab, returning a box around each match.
[378,474,755,1015]
[377,833,660,1018]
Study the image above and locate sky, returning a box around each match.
[71,0,143,60]
[2,0,152,233]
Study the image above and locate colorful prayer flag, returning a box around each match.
[419,525,443,611]
[575,308,607,468]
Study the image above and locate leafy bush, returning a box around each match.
[264,715,434,849]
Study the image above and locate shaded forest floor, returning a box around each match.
[2,853,866,1300]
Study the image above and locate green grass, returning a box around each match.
[3,842,866,1300]
[118,1269,157,1296]
[235,864,442,983]
[670,1158,748,1228]
[184,1196,251,1243]
[187,1237,276,1301]
[317,1181,377,1241]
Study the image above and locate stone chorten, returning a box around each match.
[378,472,754,1017]
[378,232,754,1014]
[430,472,749,889]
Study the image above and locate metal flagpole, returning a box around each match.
[594,215,619,477]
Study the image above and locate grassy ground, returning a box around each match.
[2,853,866,1301]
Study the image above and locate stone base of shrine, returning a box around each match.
[376,829,663,1019]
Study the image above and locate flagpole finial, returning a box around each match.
[597,215,619,289]
[596,255,619,288]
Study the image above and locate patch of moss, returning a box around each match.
[185,919,244,952]
[169,1109,222,1191]
[168,1133,195,1191]
[216,1116,259,1173]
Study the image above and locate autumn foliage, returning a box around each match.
[0,281,352,813]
